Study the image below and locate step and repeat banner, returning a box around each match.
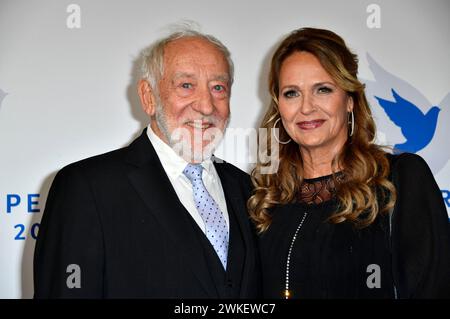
[0,0,449,298]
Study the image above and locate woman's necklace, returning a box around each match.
[284,211,308,299]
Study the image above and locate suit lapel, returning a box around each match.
[125,130,218,297]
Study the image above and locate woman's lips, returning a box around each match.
[296,120,325,130]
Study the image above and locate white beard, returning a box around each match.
[154,102,229,163]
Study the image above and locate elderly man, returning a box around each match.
[34,28,260,298]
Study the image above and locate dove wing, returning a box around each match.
[366,54,431,109]
[364,54,432,145]
[375,89,424,128]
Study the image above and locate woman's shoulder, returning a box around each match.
[386,152,431,175]
[387,152,441,205]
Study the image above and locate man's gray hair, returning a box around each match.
[141,27,234,94]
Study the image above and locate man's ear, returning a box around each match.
[137,79,157,116]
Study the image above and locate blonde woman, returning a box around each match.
[249,28,450,299]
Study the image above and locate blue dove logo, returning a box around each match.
[375,89,441,153]
[364,53,450,175]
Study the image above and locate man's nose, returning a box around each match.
[192,85,214,115]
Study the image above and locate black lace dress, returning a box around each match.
[258,153,450,298]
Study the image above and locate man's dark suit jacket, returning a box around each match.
[33,129,260,298]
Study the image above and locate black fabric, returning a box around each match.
[259,153,450,299]
[33,129,260,298]
[187,200,245,298]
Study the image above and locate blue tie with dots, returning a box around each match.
[183,163,229,270]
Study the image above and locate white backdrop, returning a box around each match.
[0,0,449,298]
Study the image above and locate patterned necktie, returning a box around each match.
[183,163,229,269]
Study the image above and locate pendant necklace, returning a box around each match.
[284,211,308,299]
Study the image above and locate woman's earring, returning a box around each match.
[348,111,355,137]
[273,117,291,144]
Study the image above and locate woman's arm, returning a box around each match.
[390,153,450,298]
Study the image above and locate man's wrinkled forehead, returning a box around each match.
[162,37,230,78]
[172,72,230,83]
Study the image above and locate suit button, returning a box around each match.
[227,279,233,288]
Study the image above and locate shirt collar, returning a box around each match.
[146,124,214,179]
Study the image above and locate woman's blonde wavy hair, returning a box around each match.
[248,28,396,233]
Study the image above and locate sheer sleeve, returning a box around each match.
[390,153,450,298]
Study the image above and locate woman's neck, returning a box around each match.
[300,144,343,179]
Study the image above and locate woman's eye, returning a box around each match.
[317,86,332,94]
[283,90,299,98]
[181,83,193,89]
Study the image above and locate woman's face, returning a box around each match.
[277,51,353,154]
